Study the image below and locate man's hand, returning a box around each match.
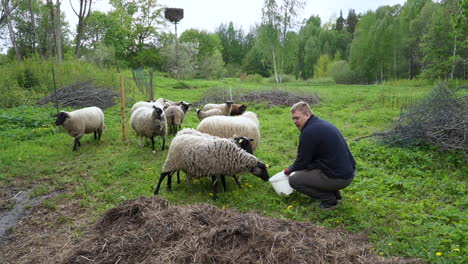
[284,168,290,175]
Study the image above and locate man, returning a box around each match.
[285,101,356,210]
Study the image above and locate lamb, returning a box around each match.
[130,105,167,152]
[54,106,104,151]
[196,108,223,120]
[202,101,233,115]
[230,104,247,116]
[196,111,261,151]
[130,98,165,113]
[153,133,269,199]
[165,101,190,134]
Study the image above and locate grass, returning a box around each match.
[0,74,466,263]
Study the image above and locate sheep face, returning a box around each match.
[55,112,69,126]
[239,105,247,114]
[152,106,163,118]
[225,101,233,106]
[233,136,254,154]
[251,161,269,181]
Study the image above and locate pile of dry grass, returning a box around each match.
[197,87,320,107]
[65,196,422,264]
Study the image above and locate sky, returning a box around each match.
[63,0,407,35]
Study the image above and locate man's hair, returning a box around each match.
[291,101,312,115]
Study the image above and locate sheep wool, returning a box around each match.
[130,98,165,113]
[196,108,223,120]
[130,106,167,151]
[55,106,104,151]
[202,101,233,116]
[196,111,261,151]
[165,105,185,134]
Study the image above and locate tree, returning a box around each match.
[314,54,331,78]
[335,10,345,31]
[1,0,22,61]
[259,0,305,83]
[345,9,359,37]
[70,0,93,57]
[47,0,63,63]
[160,40,198,79]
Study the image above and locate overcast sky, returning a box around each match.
[64,0,407,34]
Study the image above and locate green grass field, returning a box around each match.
[0,75,466,263]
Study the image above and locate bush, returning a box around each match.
[246,74,263,83]
[329,60,353,84]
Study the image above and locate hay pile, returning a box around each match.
[37,80,119,109]
[65,196,422,264]
[197,88,320,107]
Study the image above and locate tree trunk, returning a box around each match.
[2,0,22,61]
[73,0,93,57]
[450,35,457,79]
[272,48,279,84]
[49,0,63,63]
[28,0,40,53]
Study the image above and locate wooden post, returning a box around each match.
[120,75,127,142]
[52,66,59,115]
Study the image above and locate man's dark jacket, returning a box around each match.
[288,115,356,179]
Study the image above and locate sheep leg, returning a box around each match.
[73,135,83,151]
[167,172,172,190]
[154,171,174,195]
[161,136,166,150]
[233,176,242,188]
[221,175,227,192]
[151,136,155,152]
[94,131,97,140]
[177,171,181,184]
[97,128,102,140]
[211,176,219,200]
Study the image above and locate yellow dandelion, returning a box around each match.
[335,220,340,223]
[387,243,392,246]
[221,205,226,209]
[370,247,375,251]
[355,198,360,201]
[286,205,293,210]
[208,193,214,197]
[378,252,384,256]
[436,252,443,256]
[453,248,460,252]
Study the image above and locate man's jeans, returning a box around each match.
[288,169,354,205]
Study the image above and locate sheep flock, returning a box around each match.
[54,97,267,199]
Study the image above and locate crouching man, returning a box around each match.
[285,101,356,210]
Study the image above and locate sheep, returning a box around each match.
[196,108,223,120]
[165,102,190,134]
[230,104,247,116]
[54,106,104,151]
[196,111,261,151]
[202,101,233,115]
[153,133,269,199]
[130,98,165,114]
[130,105,167,152]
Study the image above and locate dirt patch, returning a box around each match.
[196,88,320,107]
[0,189,57,240]
[65,196,423,264]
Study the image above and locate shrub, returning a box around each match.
[329,60,353,84]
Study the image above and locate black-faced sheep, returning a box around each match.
[202,101,233,116]
[153,133,269,199]
[230,104,247,116]
[55,106,105,151]
[196,111,260,151]
[130,105,167,152]
[165,102,190,135]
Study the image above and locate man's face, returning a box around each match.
[291,110,310,130]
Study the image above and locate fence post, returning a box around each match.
[120,75,127,142]
[52,66,59,115]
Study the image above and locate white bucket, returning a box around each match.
[269,171,294,196]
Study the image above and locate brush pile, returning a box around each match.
[65,196,422,264]
[375,83,467,155]
[37,80,119,109]
[197,87,320,107]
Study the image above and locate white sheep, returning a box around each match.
[130,105,167,152]
[175,128,254,189]
[153,133,269,199]
[165,102,190,134]
[54,106,104,151]
[196,108,223,120]
[196,111,261,151]
[202,101,233,115]
[130,98,165,113]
